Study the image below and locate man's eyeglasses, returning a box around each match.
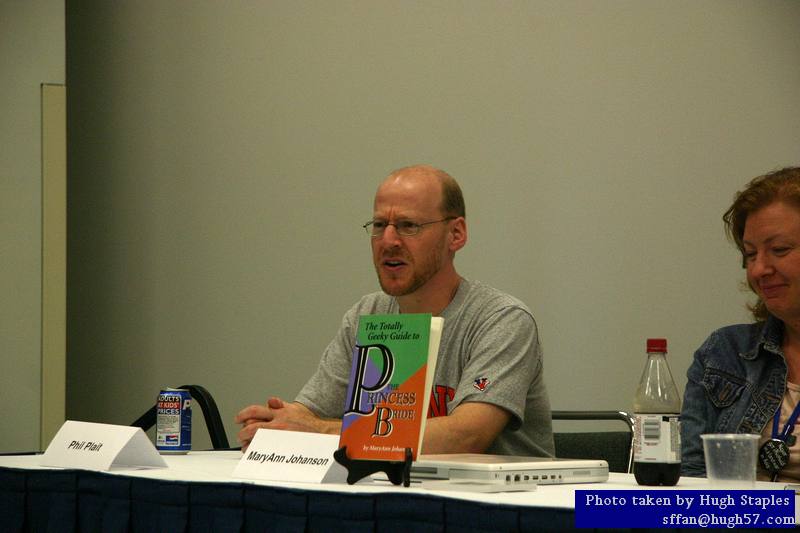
[362,217,456,237]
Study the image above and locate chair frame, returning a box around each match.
[551,410,635,473]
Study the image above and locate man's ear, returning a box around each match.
[449,217,467,252]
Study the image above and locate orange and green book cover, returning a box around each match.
[338,314,443,462]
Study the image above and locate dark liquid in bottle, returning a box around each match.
[633,461,681,486]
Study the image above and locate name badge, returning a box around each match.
[233,429,345,483]
[41,420,167,471]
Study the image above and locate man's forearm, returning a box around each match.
[311,415,343,435]
[422,416,490,454]
[421,402,510,454]
[291,402,343,435]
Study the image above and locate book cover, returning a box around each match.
[338,313,442,462]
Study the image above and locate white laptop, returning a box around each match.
[411,454,609,486]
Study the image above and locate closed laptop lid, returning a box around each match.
[411,453,609,484]
[415,453,605,469]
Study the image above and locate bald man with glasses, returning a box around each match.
[236,164,554,457]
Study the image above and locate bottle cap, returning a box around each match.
[647,338,667,353]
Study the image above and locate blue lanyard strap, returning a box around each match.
[772,401,800,440]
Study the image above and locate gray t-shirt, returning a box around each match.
[295,278,555,457]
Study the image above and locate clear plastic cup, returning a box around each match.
[701,433,760,488]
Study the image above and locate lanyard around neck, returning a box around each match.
[772,401,800,441]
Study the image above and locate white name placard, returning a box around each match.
[41,420,167,471]
[233,429,345,483]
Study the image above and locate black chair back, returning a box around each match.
[551,410,634,473]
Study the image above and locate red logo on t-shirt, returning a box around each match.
[473,377,490,391]
[428,384,455,417]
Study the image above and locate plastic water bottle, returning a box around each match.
[633,338,681,485]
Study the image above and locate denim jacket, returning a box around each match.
[680,315,787,477]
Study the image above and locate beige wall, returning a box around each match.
[1,1,65,452]
[66,1,800,449]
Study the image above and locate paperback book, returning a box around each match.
[338,313,443,462]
